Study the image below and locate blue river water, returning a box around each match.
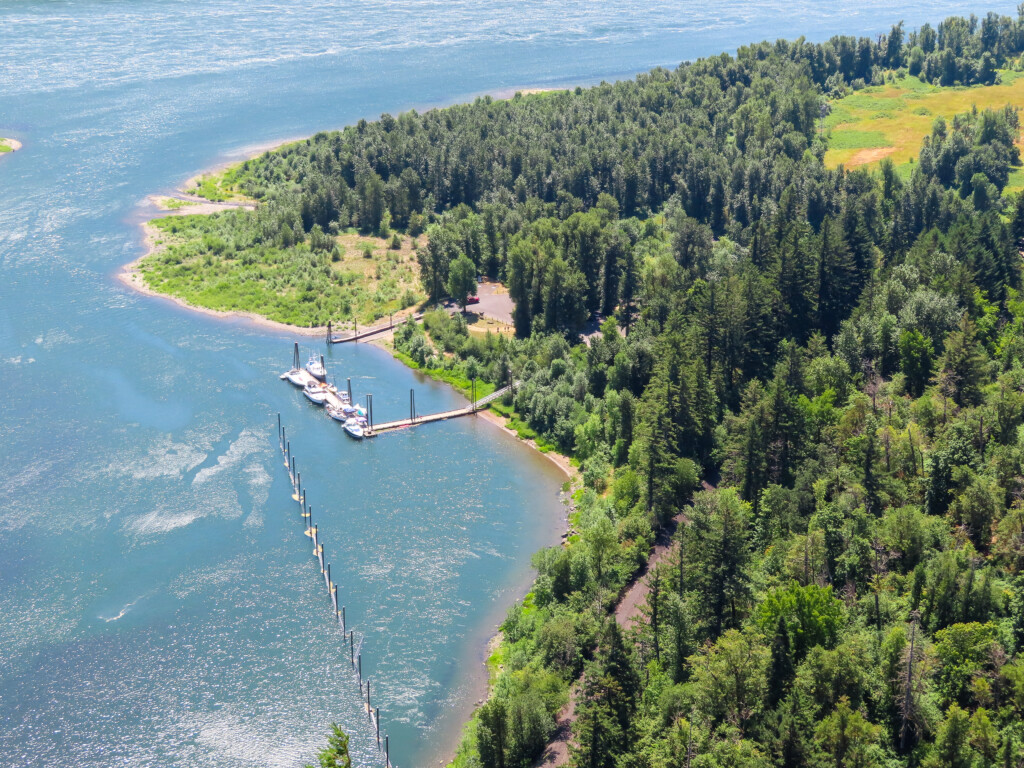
[0,2,1018,766]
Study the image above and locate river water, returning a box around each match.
[0,2,1017,766]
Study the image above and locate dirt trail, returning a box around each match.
[847,146,895,166]
[534,690,577,766]
[533,481,713,766]
[614,513,683,630]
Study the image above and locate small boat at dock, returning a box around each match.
[327,405,348,423]
[303,381,328,405]
[282,368,305,387]
[306,354,327,382]
[343,418,364,439]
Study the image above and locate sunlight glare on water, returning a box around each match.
[0,1,1018,766]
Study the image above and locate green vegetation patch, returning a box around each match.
[825,129,891,150]
[825,72,1024,176]
[140,212,424,326]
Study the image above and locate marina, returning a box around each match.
[281,343,512,437]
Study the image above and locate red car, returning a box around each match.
[467,295,480,304]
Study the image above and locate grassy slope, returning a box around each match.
[141,217,425,326]
[824,71,1024,187]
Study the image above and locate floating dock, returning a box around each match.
[283,343,512,437]
[367,386,509,435]
[326,314,423,345]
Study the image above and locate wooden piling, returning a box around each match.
[375,707,380,743]
[327,320,332,344]
[347,377,352,401]
[385,736,389,766]
[357,654,362,680]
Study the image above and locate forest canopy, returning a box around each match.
[155,11,1024,768]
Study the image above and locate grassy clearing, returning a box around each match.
[824,72,1024,187]
[185,163,255,203]
[140,215,425,326]
[156,197,198,210]
[465,313,515,338]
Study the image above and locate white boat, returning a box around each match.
[306,354,327,381]
[303,382,328,405]
[327,405,348,423]
[284,368,305,387]
[339,390,351,405]
[343,418,364,439]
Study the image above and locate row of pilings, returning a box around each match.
[277,413,395,768]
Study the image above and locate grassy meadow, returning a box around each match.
[824,71,1024,187]
[141,212,425,327]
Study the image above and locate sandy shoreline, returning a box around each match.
[476,408,576,480]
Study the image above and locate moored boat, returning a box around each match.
[306,354,327,382]
[284,368,305,387]
[343,418,364,439]
[327,405,348,422]
[303,381,328,405]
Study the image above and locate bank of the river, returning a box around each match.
[373,336,582,768]
[118,198,338,337]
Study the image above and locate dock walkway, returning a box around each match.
[364,385,511,436]
[327,313,424,344]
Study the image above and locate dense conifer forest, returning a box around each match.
[166,11,1024,767]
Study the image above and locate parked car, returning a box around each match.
[467,295,480,304]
